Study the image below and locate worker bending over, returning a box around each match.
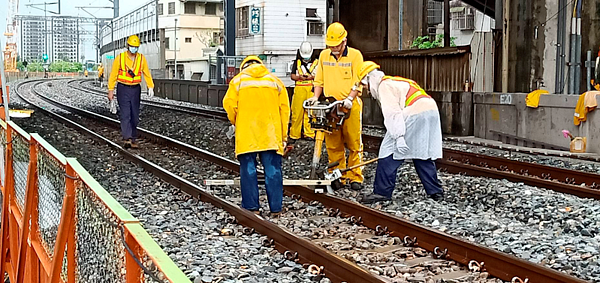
[307,22,365,191]
[107,35,155,149]
[290,41,318,141]
[98,63,105,87]
[223,56,290,216]
[357,62,444,204]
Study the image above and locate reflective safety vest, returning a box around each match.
[296,59,318,87]
[382,76,431,107]
[117,53,143,84]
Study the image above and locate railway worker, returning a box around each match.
[223,55,290,216]
[289,41,318,142]
[84,69,88,77]
[357,62,444,204]
[98,63,105,87]
[306,22,365,191]
[107,34,155,149]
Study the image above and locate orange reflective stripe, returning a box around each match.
[382,76,430,107]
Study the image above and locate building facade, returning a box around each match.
[235,0,327,86]
[159,0,224,80]
[21,19,46,62]
[51,18,78,62]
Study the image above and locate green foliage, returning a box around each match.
[411,34,457,49]
[27,62,44,72]
[48,60,84,72]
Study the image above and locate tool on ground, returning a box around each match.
[303,98,350,179]
[204,178,333,194]
[324,158,379,182]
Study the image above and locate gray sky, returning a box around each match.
[1,0,142,62]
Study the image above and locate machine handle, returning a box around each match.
[303,100,344,110]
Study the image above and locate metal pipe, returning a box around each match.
[569,18,576,94]
[0,38,10,122]
[575,18,582,94]
[174,18,177,79]
[587,50,592,91]
[555,0,566,93]
[444,0,450,47]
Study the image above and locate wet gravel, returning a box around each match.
[26,79,600,281]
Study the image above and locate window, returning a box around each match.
[213,32,222,45]
[165,37,170,49]
[236,7,249,37]
[184,2,196,14]
[185,37,192,43]
[451,6,475,30]
[427,0,443,36]
[205,3,217,15]
[307,21,324,36]
[306,8,318,18]
[168,2,175,14]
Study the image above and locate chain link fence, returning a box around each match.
[0,121,190,283]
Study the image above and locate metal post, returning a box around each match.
[225,0,236,56]
[111,21,115,64]
[44,3,47,59]
[443,0,450,47]
[174,18,177,79]
[586,50,592,91]
[555,0,567,93]
[575,18,582,94]
[502,0,510,92]
[114,0,119,18]
[569,18,576,94]
[0,38,10,121]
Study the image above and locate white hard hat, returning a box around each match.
[299,42,313,59]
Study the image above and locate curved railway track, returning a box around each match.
[12,78,591,282]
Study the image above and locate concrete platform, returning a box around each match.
[445,136,600,162]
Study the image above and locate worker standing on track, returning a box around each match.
[307,22,365,191]
[107,35,155,149]
[84,69,88,77]
[223,55,290,216]
[289,42,318,142]
[98,63,105,88]
[357,62,444,204]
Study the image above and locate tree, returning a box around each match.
[411,34,457,49]
[194,30,219,48]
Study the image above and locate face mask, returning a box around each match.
[331,51,340,55]
[303,57,311,61]
[129,47,139,54]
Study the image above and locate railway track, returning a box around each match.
[72,78,600,201]
[14,78,591,282]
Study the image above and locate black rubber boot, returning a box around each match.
[350,182,362,191]
[360,193,392,204]
[429,193,444,202]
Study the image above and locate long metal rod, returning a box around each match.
[0,38,10,121]
[31,79,590,283]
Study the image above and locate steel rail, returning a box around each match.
[67,79,228,119]
[15,79,385,283]
[24,79,589,283]
[363,134,600,200]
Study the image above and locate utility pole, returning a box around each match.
[174,18,177,79]
[443,0,450,47]
[224,0,235,56]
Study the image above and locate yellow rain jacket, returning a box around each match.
[223,64,290,157]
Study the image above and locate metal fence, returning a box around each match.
[0,120,190,283]
[364,46,471,92]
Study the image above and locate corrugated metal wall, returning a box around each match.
[364,46,471,92]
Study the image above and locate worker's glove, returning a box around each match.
[305,96,319,106]
[396,137,409,155]
[342,96,354,109]
[226,125,235,140]
[109,99,117,115]
[148,88,155,97]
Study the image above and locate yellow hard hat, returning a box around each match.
[240,55,263,70]
[326,22,348,47]
[126,35,140,47]
[358,61,381,81]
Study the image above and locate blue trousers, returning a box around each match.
[238,151,283,213]
[373,155,443,198]
[116,83,141,141]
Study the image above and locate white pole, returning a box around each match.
[174,18,177,79]
[0,38,10,122]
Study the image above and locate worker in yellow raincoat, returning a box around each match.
[223,55,290,215]
[307,22,365,191]
[98,63,105,87]
[289,41,317,141]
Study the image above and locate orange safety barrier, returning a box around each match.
[0,120,191,283]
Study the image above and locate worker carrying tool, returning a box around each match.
[98,63,105,87]
[357,62,444,204]
[107,34,155,149]
[223,55,290,216]
[289,41,318,142]
[306,22,365,191]
[84,69,88,77]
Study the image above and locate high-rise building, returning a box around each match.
[51,18,78,62]
[21,16,79,63]
[22,19,47,61]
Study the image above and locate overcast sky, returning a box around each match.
[1,0,144,62]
